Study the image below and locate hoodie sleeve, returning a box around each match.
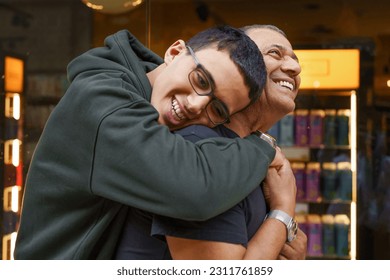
[91,94,275,221]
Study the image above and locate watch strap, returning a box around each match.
[265,210,298,242]
[254,130,277,148]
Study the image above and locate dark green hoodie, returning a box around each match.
[14,30,275,259]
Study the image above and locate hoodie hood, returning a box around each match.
[67,29,164,101]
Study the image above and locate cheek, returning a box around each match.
[218,82,251,113]
[150,88,162,108]
[274,95,295,114]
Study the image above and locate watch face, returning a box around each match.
[288,220,298,242]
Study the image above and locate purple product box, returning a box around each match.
[309,110,325,147]
[307,215,323,256]
[295,110,309,146]
[305,162,321,202]
[292,162,306,202]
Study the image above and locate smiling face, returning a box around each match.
[150,42,251,131]
[246,28,301,127]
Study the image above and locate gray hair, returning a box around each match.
[240,24,287,39]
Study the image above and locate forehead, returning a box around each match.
[248,29,297,58]
[193,48,237,77]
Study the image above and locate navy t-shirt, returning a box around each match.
[114,125,267,259]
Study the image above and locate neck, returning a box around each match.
[225,106,260,137]
[225,102,277,137]
[146,63,166,87]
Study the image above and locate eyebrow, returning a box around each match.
[269,44,299,62]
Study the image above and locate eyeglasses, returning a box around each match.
[186,46,230,125]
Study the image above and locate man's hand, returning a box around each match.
[263,148,296,216]
[269,146,285,170]
[277,228,307,260]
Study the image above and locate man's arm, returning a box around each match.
[164,153,298,260]
[163,215,307,260]
[92,100,275,221]
[165,218,287,259]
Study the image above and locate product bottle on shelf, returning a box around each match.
[322,214,336,256]
[336,109,350,146]
[307,214,323,257]
[279,112,294,146]
[295,109,309,146]
[309,109,325,147]
[336,162,353,201]
[292,162,306,202]
[321,162,337,201]
[305,162,321,202]
[334,214,350,257]
[323,109,337,146]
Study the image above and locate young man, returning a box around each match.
[114,25,307,260]
[14,26,274,259]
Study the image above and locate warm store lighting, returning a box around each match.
[350,90,357,260]
[81,0,144,14]
[3,186,21,213]
[4,56,24,93]
[5,93,20,120]
[295,49,360,89]
[4,139,21,167]
[2,232,17,260]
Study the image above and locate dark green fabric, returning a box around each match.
[14,30,275,259]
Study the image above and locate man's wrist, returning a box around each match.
[265,209,298,242]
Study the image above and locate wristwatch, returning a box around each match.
[253,130,277,148]
[265,210,298,242]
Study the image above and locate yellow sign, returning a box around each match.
[295,49,360,89]
[4,56,24,93]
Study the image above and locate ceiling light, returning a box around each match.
[81,0,144,14]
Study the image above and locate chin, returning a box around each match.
[283,99,296,113]
[288,103,296,113]
[276,103,294,114]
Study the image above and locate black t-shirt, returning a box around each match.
[114,125,267,259]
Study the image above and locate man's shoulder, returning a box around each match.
[174,125,238,143]
[174,125,220,140]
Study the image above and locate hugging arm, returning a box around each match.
[165,153,297,260]
[91,98,275,221]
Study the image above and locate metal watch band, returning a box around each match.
[254,130,277,148]
[265,209,298,242]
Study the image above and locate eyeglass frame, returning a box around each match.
[186,45,231,125]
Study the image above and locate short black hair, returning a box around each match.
[186,25,266,106]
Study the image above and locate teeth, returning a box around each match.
[171,99,184,120]
[277,80,294,91]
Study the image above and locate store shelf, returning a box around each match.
[269,91,357,260]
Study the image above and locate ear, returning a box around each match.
[164,39,186,65]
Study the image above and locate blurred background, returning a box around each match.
[0,0,389,260]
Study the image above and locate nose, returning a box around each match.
[282,57,302,77]
[186,92,212,117]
